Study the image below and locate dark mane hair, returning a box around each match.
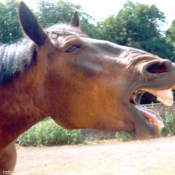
[0,38,37,85]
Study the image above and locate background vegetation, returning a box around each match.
[1,0,175,145]
[18,118,83,146]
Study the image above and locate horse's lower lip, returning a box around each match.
[129,104,162,140]
[134,105,164,130]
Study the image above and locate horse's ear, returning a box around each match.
[18,1,47,46]
[69,11,80,27]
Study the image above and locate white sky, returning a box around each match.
[1,0,175,29]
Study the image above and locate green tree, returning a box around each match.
[0,0,22,43]
[36,0,99,38]
[0,0,100,43]
[166,20,175,61]
[166,20,175,44]
[80,17,101,39]
[36,0,81,27]
[98,1,173,59]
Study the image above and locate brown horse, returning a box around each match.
[1,1,175,173]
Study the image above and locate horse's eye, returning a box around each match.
[66,45,80,53]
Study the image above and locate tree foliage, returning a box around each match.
[36,0,81,27]
[0,0,99,43]
[166,20,175,44]
[0,0,22,43]
[165,20,175,61]
[36,0,99,38]
[98,1,173,60]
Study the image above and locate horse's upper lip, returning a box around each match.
[129,88,173,139]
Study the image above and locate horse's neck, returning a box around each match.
[0,73,46,149]
[0,40,46,149]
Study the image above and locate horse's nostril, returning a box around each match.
[146,60,173,74]
[146,63,167,74]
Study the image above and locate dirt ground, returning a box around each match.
[14,136,175,175]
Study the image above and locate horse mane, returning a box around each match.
[0,38,37,85]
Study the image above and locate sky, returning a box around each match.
[1,0,175,30]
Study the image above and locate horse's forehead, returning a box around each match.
[45,25,87,38]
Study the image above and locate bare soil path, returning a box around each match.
[15,136,175,175]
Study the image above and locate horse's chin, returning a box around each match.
[129,88,173,139]
[130,104,163,139]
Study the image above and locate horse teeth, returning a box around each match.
[157,97,173,107]
[148,118,164,129]
[166,99,173,106]
[148,119,157,127]
[148,119,154,125]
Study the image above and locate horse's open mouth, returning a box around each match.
[130,88,173,131]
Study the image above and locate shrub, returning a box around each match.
[18,118,83,146]
[115,131,135,142]
[161,112,175,136]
